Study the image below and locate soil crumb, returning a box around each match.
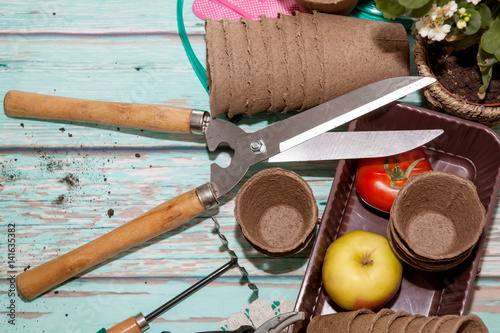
[60,173,79,187]
[53,194,66,206]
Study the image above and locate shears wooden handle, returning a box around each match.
[16,184,218,300]
[4,90,209,134]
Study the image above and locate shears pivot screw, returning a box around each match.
[250,140,265,153]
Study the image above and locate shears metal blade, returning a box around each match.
[267,129,443,163]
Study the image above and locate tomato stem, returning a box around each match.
[384,156,425,189]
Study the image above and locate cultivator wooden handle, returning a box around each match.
[16,184,217,300]
[105,315,146,333]
[3,90,209,134]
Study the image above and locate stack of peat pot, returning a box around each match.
[388,171,486,272]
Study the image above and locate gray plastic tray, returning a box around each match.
[291,102,500,332]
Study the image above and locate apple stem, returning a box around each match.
[361,253,374,266]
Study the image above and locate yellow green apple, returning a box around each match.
[322,230,403,310]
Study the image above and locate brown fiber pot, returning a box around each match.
[206,11,409,117]
[388,171,486,271]
[234,168,318,257]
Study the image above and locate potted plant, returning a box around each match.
[374,0,500,126]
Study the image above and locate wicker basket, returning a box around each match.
[414,35,500,127]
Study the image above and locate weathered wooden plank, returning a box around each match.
[0,0,203,34]
[1,1,499,332]
[0,34,209,111]
[470,277,500,331]
[1,275,303,332]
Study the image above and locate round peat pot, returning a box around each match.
[389,171,485,270]
[234,168,318,257]
[387,221,474,272]
[436,314,489,333]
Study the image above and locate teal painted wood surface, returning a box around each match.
[1,1,499,332]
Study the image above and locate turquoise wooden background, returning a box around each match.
[1,1,499,332]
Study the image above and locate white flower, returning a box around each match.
[467,0,481,5]
[442,1,458,17]
[415,17,432,38]
[428,23,452,41]
[428,4,440,20]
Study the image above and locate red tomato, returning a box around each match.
[355,147,432,213]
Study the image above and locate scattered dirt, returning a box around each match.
[427,43,500,105]
[1,159,22,189]
[36,148,67,172]
[60,173,79,187]
[5,123,121,217]
[1,167,21,181]
[53,194,66,206]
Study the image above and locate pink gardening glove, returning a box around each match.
[193,0,303,20]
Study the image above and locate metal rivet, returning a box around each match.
[250,140,264,153]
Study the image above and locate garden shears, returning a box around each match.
[4,76,440,301]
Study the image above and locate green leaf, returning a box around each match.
[451,34,481,50]
[375,0,406,20]
[463,9,482,35]
[398,0,433,10]
[481,18,500,59]
[406,1,435,18]
[477,3,492,29]
[477,47,497,95]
